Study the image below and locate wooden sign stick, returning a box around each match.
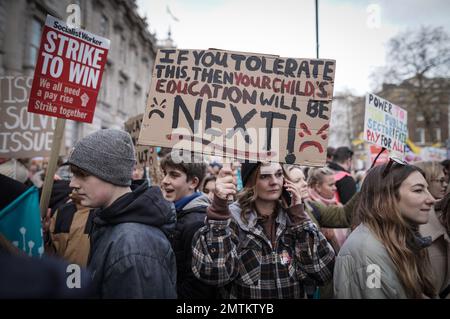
[39,118,66,218]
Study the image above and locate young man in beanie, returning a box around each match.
[67,129,177,298]
[160,151,217,298]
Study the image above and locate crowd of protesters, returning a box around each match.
[1,130,449,299]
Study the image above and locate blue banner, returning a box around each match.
[0,186,44,257]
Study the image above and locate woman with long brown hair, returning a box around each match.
[192,162,335,298]
[405,160,450,298]
[334,159,436,298]
[307,167,350,253]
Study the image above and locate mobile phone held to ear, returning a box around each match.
[281,166,292,207]
[282,186,291,207]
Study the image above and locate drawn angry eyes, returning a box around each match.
[148,97,166,119]
[298,122,329,153]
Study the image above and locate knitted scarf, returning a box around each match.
[308,188,341,206]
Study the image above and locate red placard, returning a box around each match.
[27,15,110,123]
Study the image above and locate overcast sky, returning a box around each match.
[136,0,450,96]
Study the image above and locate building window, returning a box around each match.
[100,14,109,37]
[432,109,440,122]
[134,85,142,113]
[434,128,441,142]
[27,18,42,66]
[415,128,425,144]
[120,35,127,63]
[416,111,424,122]
[134,49,139,78]
[118,77,127,111]
[398,91,407,105]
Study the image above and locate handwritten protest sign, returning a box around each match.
[124,114,164,185]
[364,93,408,153]
[138,49,336,165]
[27,15,109,123]
[0,76,65,158]
[124,114,159,169]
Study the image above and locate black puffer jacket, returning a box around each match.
[328,162,357,204]
[173,193,217,299]
[88,181,177,298]
[0,173,28,210]
[0,251,93,298]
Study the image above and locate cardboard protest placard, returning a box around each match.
[27,15,110,123]
[0,76,65,158]
[364,93,408,154]
[124,114,159,169]
[124,114,164,185]
[138,49,336,165]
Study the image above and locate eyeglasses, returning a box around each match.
[381,157,408,178]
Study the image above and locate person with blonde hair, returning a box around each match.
[334,159,436,298]
[307,167,349,253]
[307,167,339,205]
[282,164,356,231]
[413,161,448,200]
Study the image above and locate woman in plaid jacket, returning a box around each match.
[192,162,335,298]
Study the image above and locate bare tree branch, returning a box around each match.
[372,26,450,143]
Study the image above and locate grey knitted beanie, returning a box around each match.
[67,129,135,186]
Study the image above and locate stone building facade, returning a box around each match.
[0,0,157,149]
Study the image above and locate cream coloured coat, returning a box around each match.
[333,224,408,298]
[420,208,450,298]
